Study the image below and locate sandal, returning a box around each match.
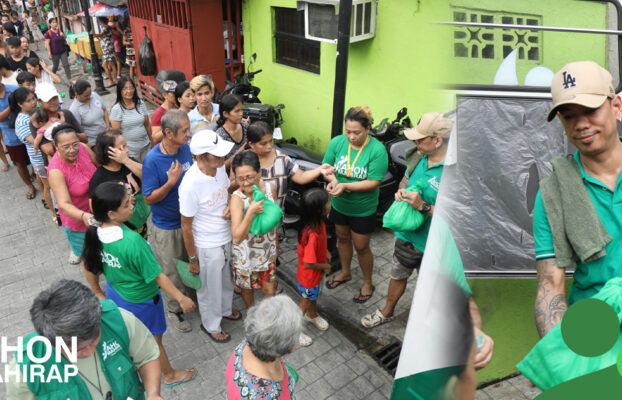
[164,368,196,388]
[353,286,375,304]
[42,199,49,209]
[304,313,329,330]
[25,189,36,200]
[361,309,394,328]
[1,163,8,172]
[53,215,62,227]
[201,324,231,343]
[223,309,241,321]
[326,277,351,289]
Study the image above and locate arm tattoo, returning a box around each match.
[535,258,568,337]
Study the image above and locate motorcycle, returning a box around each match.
[216,53,285,133]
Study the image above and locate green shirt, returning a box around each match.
[6,308,160,400]
[533,150,622,305]
[322,134,388,217]
[102,225,161,303]
[395,155,444,252]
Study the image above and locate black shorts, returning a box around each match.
[329,207,376,235]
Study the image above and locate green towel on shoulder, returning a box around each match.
[540,154,611,267]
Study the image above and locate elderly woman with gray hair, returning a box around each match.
[5,279,164,400]
[226,295,302,399]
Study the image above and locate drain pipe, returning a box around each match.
[330,0,352,138]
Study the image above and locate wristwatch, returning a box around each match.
[420,202,431,214]
[189,256,198,264]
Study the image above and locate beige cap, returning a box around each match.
[547,61,615,121]
[404,112,453,140]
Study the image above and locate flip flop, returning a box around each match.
[223,309,241,321]
[26,189,36,200]
[200,324,231,343]
[326,277,351,289]
[353,286,375,304]
[164,368,196,388]
[1,164,8,172]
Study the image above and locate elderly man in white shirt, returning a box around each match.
[179,129,241,343]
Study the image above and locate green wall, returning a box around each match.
[242,0,453,153]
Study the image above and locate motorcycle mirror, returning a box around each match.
[250,53,257,63]
[276,104,285,110]
[396,107,407,121]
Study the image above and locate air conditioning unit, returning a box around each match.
[302,0,376,43]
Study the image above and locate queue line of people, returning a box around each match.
[3,58,495,397]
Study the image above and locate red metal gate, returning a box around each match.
[127,0,234,105]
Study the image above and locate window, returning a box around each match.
[274,7,320,74]
[453,8,542,62]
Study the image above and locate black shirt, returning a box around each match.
[7,55,28,72]
[89,163,142,198]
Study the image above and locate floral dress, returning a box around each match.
[231,183,277,289]
[226,340,296,400]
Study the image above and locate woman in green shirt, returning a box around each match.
[323,106,388,303]
[82,181,198,388]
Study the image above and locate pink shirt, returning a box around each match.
[48,144,96,232]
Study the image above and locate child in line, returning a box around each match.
[31,107,62,157]
[296,188,332,346]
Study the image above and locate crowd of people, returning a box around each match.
[0,5,500,396]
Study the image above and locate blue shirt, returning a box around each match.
[0,85,20,146]
[15,112,44,166]
[142,143,193,229]
[188,103,219,135]
[395,155,444,252]
[533,150,622,305]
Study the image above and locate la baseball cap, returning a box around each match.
[35,82,60,102]
[404,112,452,140]
[190,130,234,157]
[547,61,615,122]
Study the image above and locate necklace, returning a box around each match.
[160,141,170,155]
[346,135,370,178]
[78,354,104,397]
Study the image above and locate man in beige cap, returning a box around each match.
[361,111,451,328]
[534,61,622,337]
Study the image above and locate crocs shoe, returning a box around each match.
[299,332,313,347]
[361,309,394,328]
[68,251,81,265]
[304,313,329,331]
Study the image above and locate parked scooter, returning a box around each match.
[216,53,285,133]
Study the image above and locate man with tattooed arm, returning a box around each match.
[533,61,622,337]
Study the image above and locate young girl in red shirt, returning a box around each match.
[297,188,332,346]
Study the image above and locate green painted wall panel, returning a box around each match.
[242,0,452,153]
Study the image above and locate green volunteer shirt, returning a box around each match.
[533,150,622,305]
[102,225,162,303]
[6,308,160,400]
[322,134,388,217]
[395,155,444,252]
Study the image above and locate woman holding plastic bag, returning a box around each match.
[230,150,281,308]
[362,111,454,328]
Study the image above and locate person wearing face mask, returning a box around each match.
[5,279,163,400]
[322,106,388,304]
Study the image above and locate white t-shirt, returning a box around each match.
[2,71,18,86]
[178,163,231,248]
[35,70,54,86]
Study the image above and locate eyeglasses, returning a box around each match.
[59,141,80,152]
[122,87,135,92]
[236,174,257,183]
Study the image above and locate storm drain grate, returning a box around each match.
[372,341,402,376]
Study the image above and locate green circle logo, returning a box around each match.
[561,298,619,357]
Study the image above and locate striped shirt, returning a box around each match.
[15,112,44,166]
[261,149,299,208]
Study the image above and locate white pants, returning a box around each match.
[197,243,234,333]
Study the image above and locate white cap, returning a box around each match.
[35,82,60,102]
[189,130,234,157]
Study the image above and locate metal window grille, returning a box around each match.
[274,7,320,74]
[127,0,188,28]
